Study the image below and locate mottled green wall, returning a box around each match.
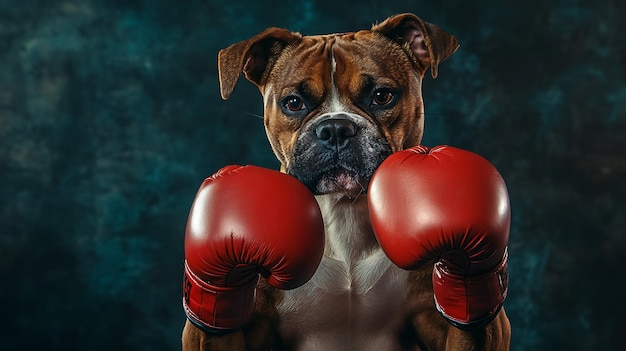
[1,1,624,349]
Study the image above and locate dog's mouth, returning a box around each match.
[315,168,367,196]
[292,166,371,198]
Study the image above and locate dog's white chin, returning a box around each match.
[315,172,366,197]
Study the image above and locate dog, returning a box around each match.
[182,13,511,351]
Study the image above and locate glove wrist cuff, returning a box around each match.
[432,248,508,330]
[182,261,258,333]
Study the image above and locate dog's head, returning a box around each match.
[218,13,458,197]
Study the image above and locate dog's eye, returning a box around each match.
[372,89,394,106]
[283,96,306,112]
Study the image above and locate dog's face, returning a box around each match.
[218,14,458,197]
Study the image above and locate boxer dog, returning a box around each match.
[183,13,511,350]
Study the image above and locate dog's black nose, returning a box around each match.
[315,118,357,149]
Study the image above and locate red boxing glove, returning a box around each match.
[368,146,510,329]
[183,165,325,333]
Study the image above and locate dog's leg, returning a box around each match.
[182,320,246,351]
[444,309,511,351]
[241,282,281,351]
[182,281,280,351]
[405,268,511,350]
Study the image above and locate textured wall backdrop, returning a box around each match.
[1,0,624,350]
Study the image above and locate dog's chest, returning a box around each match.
[276,196,411,350]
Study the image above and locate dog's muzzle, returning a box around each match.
[287,113,392,196]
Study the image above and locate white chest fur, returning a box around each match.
[276,194,411,350]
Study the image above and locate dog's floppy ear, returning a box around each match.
[218,28,302,100]
[373,13,459,78]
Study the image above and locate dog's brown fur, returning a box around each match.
[183,13,511,351]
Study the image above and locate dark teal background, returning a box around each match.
[1,0,624,350]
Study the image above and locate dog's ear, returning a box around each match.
[373,13,459,78]
[218,28,302,100]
